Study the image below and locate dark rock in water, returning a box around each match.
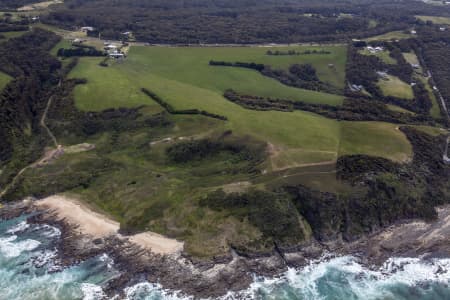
[0,200,35,220]
[11,199,450,299]
[93,238,103,245]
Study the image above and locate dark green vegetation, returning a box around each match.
[346,38,442,120]
[41,0,444,44]
[57,44,105,57]
[0,28,61,189]
[0,1,449,258]
[0,1,39,9]
[419,26,450,116]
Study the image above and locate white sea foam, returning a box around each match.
[35,224,61,238]
[124,282,192,300]
[81,283,107,300]
[31,249,58,268]
[6,221,30,234]
[99,253,114,269]
[226,255,450,300]
[0,235,41,258]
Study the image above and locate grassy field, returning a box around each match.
[0,71,11,91]
[359,48,397,64]
[401,52,442,118]
[339,121,413,162]
[417,74,442,118]
[128,45,347,89]
[403,52,420,66]
[69,45,347,163]
[386,104,416,115]
[377,75,414,99]
[416,15,450,25]
[66,45,419,168]
[410,125,448,136]
[69,57,164,112]
[365,31,413,41]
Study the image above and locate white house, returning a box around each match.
[80,26,95,32]
[109,52,124,58]
[367,46,383,54]
[104,44,118,51]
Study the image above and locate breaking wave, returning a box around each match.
[1,215,450,299]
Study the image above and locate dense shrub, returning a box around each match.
[200,189,308,247]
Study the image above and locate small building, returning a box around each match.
[109,52,125,59]
[349,83,363,92]
[367,46,383,54]
[440,27,446,32]
[411,63,420,69]
[376,71,389,79]
[411,30,417,35]
[104,44,118,51]
[80,26,95,32]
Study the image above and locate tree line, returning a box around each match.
[38,0,446,44]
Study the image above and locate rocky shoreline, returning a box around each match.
[2,198,450,299]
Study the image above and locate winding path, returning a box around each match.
[0,82,61,199]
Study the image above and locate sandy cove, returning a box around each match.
[35,195,184,256]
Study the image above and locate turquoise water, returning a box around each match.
[1,216,450,300]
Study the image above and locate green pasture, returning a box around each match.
[417,74,441,118]
[68,45,417,168]
[127,45,347,90]
[365,31,413,41]
[416,15,450,25]
[68,46,347,165]
[377,75,414,99]
[386,104,416,115]
[401,52,441,118]
[359,48,397,64]
[339,121,413,163]
[403,52,420,66]
[0,71,11,91]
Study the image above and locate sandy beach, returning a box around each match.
[35,195,184,255]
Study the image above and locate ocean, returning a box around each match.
[1,215,450,300]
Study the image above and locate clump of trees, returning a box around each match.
[39,0,442,44]
[210,61,341,94]
[346,42,433,115]
[209,60,265,71]
[0,24,28,32]
[166,134,266,170]
[200,189,308,249]
[223,89,434,124]
[57,46,105,57]
[0,29,62,190]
